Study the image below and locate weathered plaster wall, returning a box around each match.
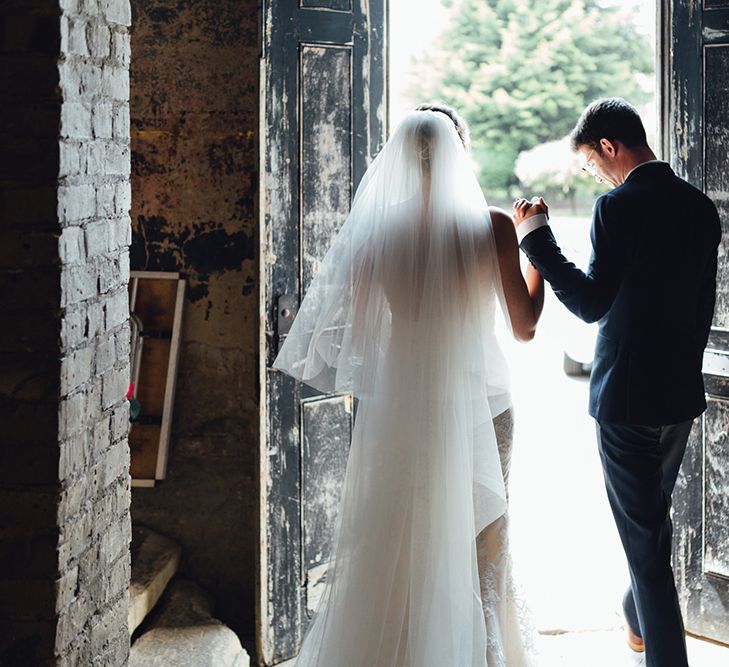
[128,0,259,640]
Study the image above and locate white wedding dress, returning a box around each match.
[273,110,537,666]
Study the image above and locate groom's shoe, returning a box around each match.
[627,626,645,653]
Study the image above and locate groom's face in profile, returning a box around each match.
[578,139,621,188]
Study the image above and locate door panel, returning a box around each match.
[259,1,386,663]
[667,0,729,645]
[705,45,729,327]
[301,395,353,614]
[704,399,729,579]
[302,0,352,11]
[301,45,353,289]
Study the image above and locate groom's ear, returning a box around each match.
[599,137,617,158]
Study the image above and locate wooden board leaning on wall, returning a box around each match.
[128,271,185,487]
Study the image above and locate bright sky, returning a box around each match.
[389,0,656,125]
[389,0,448,123]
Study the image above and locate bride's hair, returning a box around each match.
[415,102,470,151]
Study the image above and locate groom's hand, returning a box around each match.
[513,196,549,226]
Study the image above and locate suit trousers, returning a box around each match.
[595,418,693,667]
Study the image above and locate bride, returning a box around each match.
[273,103,544,666]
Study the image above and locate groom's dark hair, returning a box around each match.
[570,97,648,154]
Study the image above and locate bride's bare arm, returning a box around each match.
[489,206,544,341]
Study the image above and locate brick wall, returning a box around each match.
[0,0,133,664]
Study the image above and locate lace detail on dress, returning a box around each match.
[480,561,507,666]
[476,408,539,666]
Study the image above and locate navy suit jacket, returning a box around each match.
[520,161,721,426]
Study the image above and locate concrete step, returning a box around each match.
[128,524,182,635]
[129,579,250,667]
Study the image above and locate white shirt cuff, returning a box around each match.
[516,213,549,244]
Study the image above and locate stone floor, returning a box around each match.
[536,629,727,666]
[277,631,728,667]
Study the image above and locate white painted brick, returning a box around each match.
[60,101,91,139]
[58,432,93,489]
[59,140,82,177]
[111,402,129,442]
[56,595,88,655]
[95,333,116,375]
[98,515,130,567]
[114,325,130,365]
[85,380,103,423]
[98,256,119,294]
[60,0,83,13]
[105,142,129,176]
[80,64,103,99]
[92,102,113,139]
[102,64,129,101]
[112,102,130,141]
[58,183,95,223]
[104,290,128,330]
[87,594,128,653]
[111,216,131,249]
[67,18,88,56]
[58,467,92,518]
[58,506,95,564]
[93,415,112,455]
[55,566,79,613]
[81,0,100,16]
[86,300,105,338]
[59,60,82,99]
[61,263,99,306]
[111,30,130,67]
[96,182,115,217]
[60,304,88,348]
[103,0,131,27]
[86,22,110,59]
[61,346,94,395]
[102,366,128,410]
[60,15,71,54]
[100,440,129,492]
[91,630,130,667]
[59,392,86,440]
[114,180,131,214]
[118,252,129,284]
[59,227,86,265]
[85,219,110,257]
[85,140,105,176]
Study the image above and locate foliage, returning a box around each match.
[408,0,654,199]
[514,134,604,211]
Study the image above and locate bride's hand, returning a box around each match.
[512,198,534,225]
[513,197,548,225]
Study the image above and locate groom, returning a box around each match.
[513,97,721,667]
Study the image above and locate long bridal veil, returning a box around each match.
[273,110,530,666]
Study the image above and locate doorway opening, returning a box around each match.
[390,2,727,664]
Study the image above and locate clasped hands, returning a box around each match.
[513,196,549,226]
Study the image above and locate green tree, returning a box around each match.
[409,0,654,198]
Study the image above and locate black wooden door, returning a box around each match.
[665,0,729,645]
[259,1,386,664]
